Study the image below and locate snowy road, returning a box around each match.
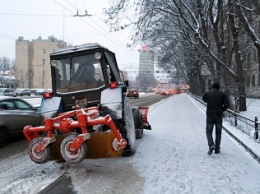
[0,94,260,194]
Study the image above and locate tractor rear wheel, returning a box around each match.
[28,137,51,164]
[132,107,144,139]
[0,129,8,148]
[60,134,87,164]
[122,97,136,156]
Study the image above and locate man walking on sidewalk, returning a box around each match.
[203,82,229,155]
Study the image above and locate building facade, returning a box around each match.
[124,68,139,89]
[138,46,155,90]
[15,36,67,89]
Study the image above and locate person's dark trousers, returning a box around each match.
[206,115,223,149]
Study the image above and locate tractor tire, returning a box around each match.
[132,107,144,139]
[28,137,52,164]
[0,128,8,148]
[122,97,136,156]
[60,134,87,164]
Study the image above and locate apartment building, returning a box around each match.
[138,46,156,90]
[15,36,67,89]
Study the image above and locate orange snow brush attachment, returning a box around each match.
[86,131,124,159]
[51,135,67,161]
[50,132,124,161]
[25,107,127,163]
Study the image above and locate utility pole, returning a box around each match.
[63,10,65,41]
[42,59,45,88]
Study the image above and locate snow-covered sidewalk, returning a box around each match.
[133,93,260,194]
[189,95,260,161]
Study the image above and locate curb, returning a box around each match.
[223,125,260,164]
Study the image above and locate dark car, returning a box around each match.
[126,89,139,98]
[15,88,31,96]
[161,89,169,95]
[0,96,41,147]
[0,88,16,97]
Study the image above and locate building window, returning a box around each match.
[252,74,255,87]
[258,74,260,86]
[156,70,159,73]
[43,48,46,54]
[42,59,45,65]
[246,76,250,87]
[246,53,251,68]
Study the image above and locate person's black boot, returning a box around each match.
[215,147,220,154]
[207,146,215,155]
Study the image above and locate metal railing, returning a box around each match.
[191,94,259,141]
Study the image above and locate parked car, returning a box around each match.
[35,89,52,96]
[30,88,38,94]
[126,89,139,98]
[0,88,16,97]
[0,96,42,147]
[15,88,31,96]
[34,88,45,95]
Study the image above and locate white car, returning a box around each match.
[0,88,16,97]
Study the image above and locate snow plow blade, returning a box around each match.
[139,107,152,130]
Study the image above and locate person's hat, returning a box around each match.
[212,82,220,89]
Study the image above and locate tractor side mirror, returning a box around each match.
[50,60,58,67]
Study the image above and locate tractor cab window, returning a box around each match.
[104,51,122,83]
[53,54,105,94]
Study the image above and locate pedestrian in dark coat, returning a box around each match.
[203,82,229,155]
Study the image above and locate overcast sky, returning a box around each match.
[0,0,140,69]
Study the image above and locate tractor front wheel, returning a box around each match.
[60,134,87,164]
[28,137,51,164]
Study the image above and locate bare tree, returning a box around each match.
[105,0,259,110]
[0,57,13,87]
[235,0,260,69]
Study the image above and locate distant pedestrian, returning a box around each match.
[203,82,229,155]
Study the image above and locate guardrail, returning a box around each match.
[191,94,259,141]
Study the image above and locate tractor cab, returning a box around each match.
[48,43,128,111]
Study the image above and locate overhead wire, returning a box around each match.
[0,12,67,17]
[0,1,138,63]
[58,0,137,58]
